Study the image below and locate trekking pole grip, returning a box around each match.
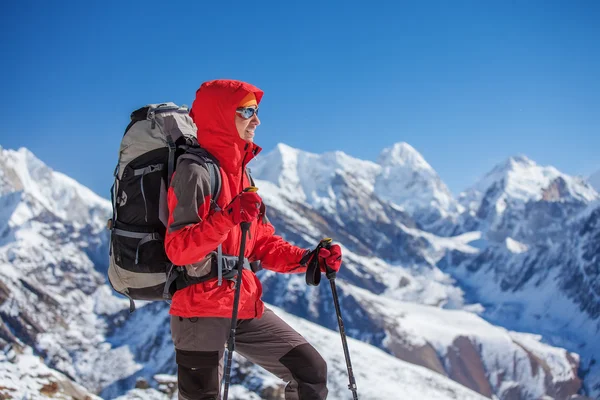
[319,238,337,281]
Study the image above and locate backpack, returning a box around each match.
[107,103,222,312]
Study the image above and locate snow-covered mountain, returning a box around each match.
[1,144,597,399]
[252,142,462,234]
[375,142,462,229]
[252,176,589,399]
[0,147,109,229]
[251,146,599,399]
[0,346,102,400]
[456,155,598,242]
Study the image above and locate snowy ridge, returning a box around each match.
[375,142,461,222]
[459,155,598,216]
[251,143,380,208]
[0,146,111,228]
[252,142,461,230]
[0,347,101,400]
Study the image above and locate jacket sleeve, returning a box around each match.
[164,160,234,266]
[250,205,308,274]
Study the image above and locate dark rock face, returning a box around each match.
[0,310,44,349]
[0,281,9,306]
[446,336,493,398]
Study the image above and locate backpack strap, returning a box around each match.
[166,134,177,187]
[176,150,221,207]
[171,148,228,289]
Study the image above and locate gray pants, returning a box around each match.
[171,308,328,400]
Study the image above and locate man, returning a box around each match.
[164,79,343,400]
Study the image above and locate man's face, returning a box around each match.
[235,106,260,143]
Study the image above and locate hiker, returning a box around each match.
[164,79,343,400]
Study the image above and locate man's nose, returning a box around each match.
[251,114,260,126]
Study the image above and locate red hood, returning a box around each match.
[190,80,263,173]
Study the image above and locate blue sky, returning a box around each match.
[1,0,599,199]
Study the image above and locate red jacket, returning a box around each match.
[164,80,307,319]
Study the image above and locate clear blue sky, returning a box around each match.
[1,0,599,199]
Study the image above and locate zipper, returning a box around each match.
[239,143,250,193]
[240,144,250,242]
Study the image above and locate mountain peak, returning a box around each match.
[507,154,535,168]
[0,146,110,226]
[377,142,433,172]
[460,155,598,215]
[274,142,302,157]
[374,142,459,222]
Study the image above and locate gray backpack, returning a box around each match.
[107,103,221,312]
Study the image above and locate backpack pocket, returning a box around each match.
[111,227,169,274]
[117,147,169,227]
[109,226,171,301]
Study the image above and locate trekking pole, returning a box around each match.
[222,187,257,400]
[311,238,359,399]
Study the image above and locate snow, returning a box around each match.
[252,141,461,226]
[0,347,102,400]
[508,331,579,382]
[0,147,111,227]
[339,285,579,399]
[377,142,433,172]
[251,143,381,211]
[450,250,598,363]
[505,237,529,253]
[113,388,174,400]
[460,155,598,215]
[376,142,459,216]
[268,306,488,400]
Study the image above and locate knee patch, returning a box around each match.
[176,349,221,399]
[279,343,328,384]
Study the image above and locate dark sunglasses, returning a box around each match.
[236,106,259,119]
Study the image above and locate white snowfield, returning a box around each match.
[0,347,102,400]
[341,284,580,396]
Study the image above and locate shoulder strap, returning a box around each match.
[177,149,222,209]
[205,160,222,209]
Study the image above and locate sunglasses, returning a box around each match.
[236,106,259,119]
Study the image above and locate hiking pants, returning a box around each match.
[170,307,328,400]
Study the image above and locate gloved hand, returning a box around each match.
[225,190,261,225]
[318,244,342,273]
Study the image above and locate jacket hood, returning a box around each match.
[190,80,263,173]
